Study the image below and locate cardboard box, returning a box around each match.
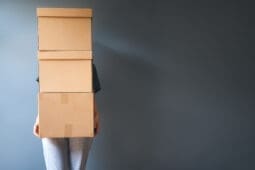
[38,51,92,92]
[37,8,92,17]
[38,92,94,137]
[37,8,92,51]
[38,50,92,60]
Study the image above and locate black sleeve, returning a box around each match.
[93,63,101,93]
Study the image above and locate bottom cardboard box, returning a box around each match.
[38,92,94,138]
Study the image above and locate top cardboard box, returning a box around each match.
[37,8,92,51]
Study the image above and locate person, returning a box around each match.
[33,63,101,170]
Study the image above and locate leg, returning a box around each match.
[69,137,94,170]
[42,138,70,170]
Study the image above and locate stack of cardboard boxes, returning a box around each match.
[37,8,94,138]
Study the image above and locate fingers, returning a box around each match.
[94,128,97,135]
[94,121,100,135]
[94,127,99,135]
[33,124,40,138]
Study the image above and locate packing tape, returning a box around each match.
[61,94,68,104]
[64,124,72,137]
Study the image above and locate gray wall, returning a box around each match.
[0,0,255,170]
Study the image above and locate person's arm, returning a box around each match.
[33,77,40,138]
[33,114,40,138]
[92,63,101,135]
[92,63,101,93]
[94,99,100,135]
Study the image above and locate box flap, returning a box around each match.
[37,8,92,17]
[38,51,92,60]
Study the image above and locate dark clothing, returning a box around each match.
[92,63,101,93]
[36,63,101,93]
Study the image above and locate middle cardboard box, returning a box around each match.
[38,51,92,92]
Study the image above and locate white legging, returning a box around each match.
[42,137,93,170]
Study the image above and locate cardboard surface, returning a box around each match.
[38,51,92,60]
[38,17,92,51]
[37,8,92,17]
[39,59,92,92]
[38,92,94,137]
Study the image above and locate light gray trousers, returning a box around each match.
[42,137,93,170]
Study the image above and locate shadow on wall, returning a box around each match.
[94,42,166,169]
[92,40,255,170]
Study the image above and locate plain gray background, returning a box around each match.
[0,0,255,170]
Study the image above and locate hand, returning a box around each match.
[94,110,100,135]
[33,115,40,138]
